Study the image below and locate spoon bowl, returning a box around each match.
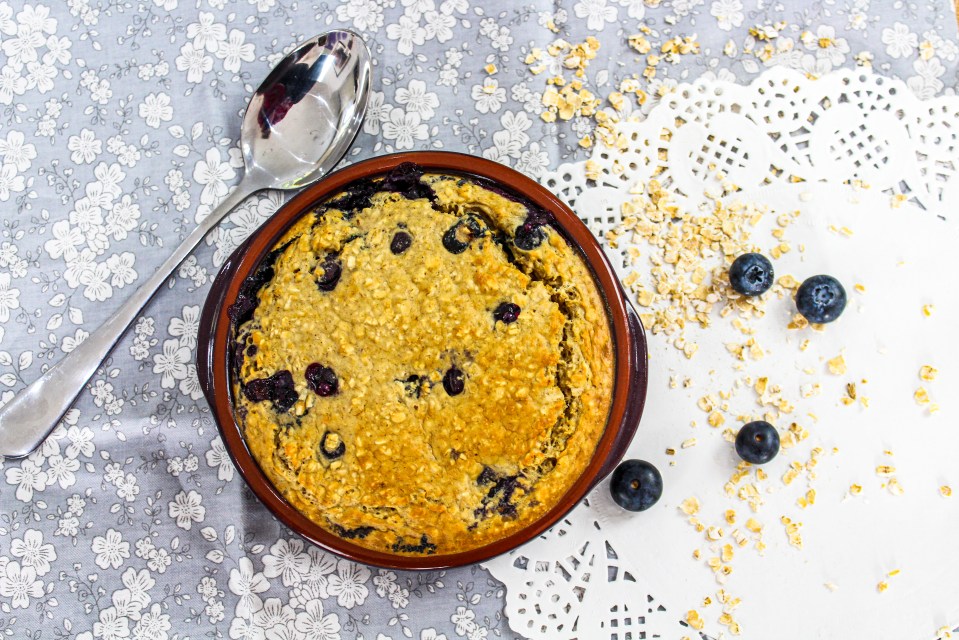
[0,30,372,460]
[243,31,371,189]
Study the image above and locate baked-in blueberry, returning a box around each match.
[729,253,774,297]
[493,302,521,324]
[513,207,552,251]
[610,459,663,512]
[796,275,846,324]
[442,215,486,254]
[244,370,298,412]
[735,420,780,464]
[442,366,465,396]
[319,431,346,460]
[513,223,545,250]
[270,371,298,412]
[305,363,338,396]
[243,377,273,402]
[390,231,413,255]
[315,255,342,291]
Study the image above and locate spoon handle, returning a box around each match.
[0,181,260,460]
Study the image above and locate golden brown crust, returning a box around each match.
[233,172,613,555]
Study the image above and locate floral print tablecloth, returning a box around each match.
[0,1,956,639]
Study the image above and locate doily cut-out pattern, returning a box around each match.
[483,67,959,640]
[542,67,957,256]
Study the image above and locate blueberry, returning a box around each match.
[442,215,486,254]
[390,231,413,255]
[244,370,298,412]
[609,459,663,512]
[729,253,774,297]
[315,255,342,291]
[493,302,521,324]
[735,420,780,464]
[270,371,298,412]
[319,431,345,460]
[442,366,465,396]
[513,222,546,251]
[305,363,338,396]
[242,377,273,402]
[796,275,846,324]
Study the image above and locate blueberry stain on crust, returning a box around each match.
[325,163,436,215]
[474,466,525,521]
[228,240,295,326]
[398,374,427,398]
[330,523,374,540]
[391,534,437,555]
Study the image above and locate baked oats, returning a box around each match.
[229,163,613,555]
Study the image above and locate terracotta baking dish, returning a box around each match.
[196,151,648,569]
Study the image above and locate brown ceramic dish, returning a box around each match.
[196,151,648,570]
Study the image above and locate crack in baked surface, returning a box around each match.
[231,164,614,555]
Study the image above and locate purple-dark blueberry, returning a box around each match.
[442,366,465,396]
[244,370,298,412]
[493,302,521,324]
[729,252,774,297]
[315,256,342,291]
[735,420,780,464]
[610,459,663,512]
[319,431,346,460]
[390,231,413,255]
[796,275,846,324]
[305,363,338,396]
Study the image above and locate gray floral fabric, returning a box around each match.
[0,1,956,639]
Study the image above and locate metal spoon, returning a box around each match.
[0,30,372,459]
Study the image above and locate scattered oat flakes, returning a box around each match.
[914,387,930,405]
[827,354,847,375]
[849,483,862,496]
[876,465,896,477]
[890,194,909,208]
[919,365,938,382]
[887,478,904,496]
[685,609,705,631]
[780,516,803,549]
[922,304,934,317]
[877,580,889,593]
[680,496,701,515]
[854,51,874,67]
[796,489,816,509]
[825,582,839,592]
[940,485,952,497]
[681,437,698,449]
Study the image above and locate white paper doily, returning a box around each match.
[483,68,959,640]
